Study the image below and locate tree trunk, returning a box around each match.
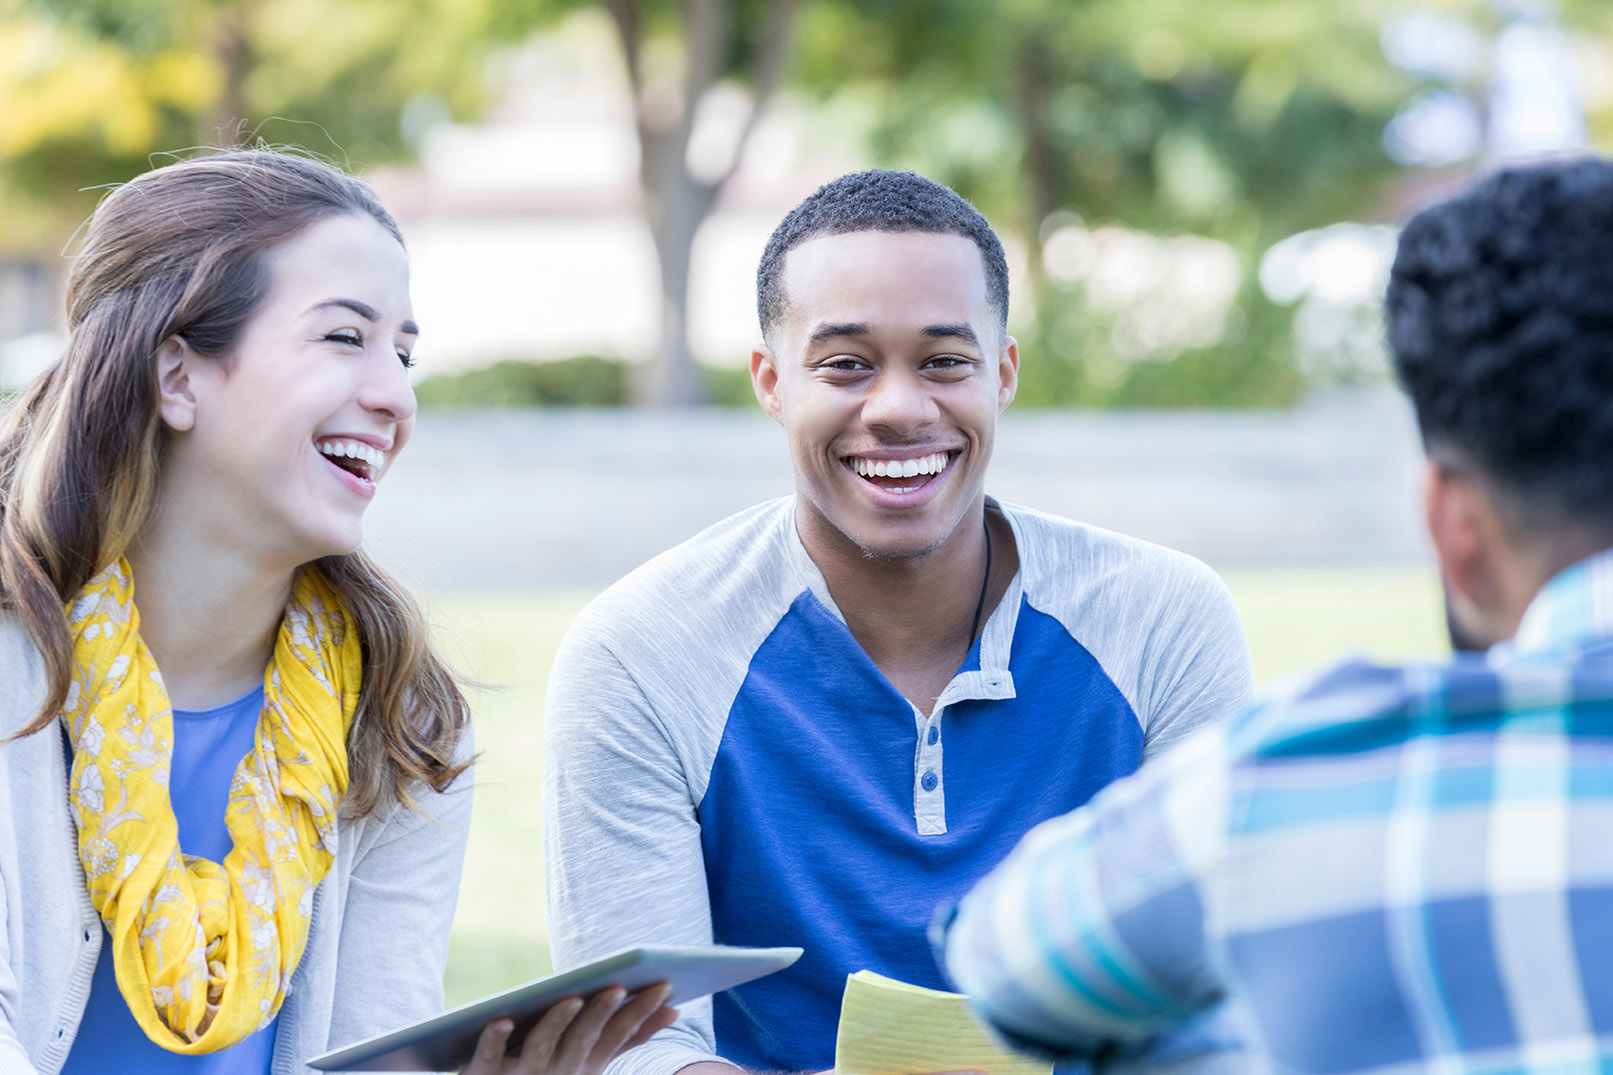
[639,135,718,406]
[1014,30,1059,305]
[204,6,251,145]
[607,0,802,407]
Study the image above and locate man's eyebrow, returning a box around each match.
[922,323,980,344]
[808,321,870,344]
[307,297,419,336]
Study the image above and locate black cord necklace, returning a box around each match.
[968,511,993,646]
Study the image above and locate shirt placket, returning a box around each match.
[913,702,948,835]
[911,667,1017,836]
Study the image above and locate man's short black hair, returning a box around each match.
[756,169,1009,343]
[1386,157,1613,535]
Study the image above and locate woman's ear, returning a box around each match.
[154,336,198,432]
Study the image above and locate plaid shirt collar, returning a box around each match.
[1501,545,1613,659]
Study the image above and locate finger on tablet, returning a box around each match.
[550,986,627,1075]
[593,981,675,1061]
[617,1001,677,1054]
[509,996,586,1073]
[609,987,674,1045]
[462,1018,514,1073]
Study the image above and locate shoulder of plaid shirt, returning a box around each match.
[939,545,1613,1075]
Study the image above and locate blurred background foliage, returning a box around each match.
[0,0,516,246]
[795,0,1410,407]
[3,0,1612,405]
[413,354,631,408]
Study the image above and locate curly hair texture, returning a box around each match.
[0,148,470,816]
[1386,157,1613,535]
[755,169,1009,343]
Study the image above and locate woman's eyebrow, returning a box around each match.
[306,297,418,336]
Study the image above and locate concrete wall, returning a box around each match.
[364,388,1428,592]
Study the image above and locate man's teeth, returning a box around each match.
[850,452,950,479]
[317,438,385,471]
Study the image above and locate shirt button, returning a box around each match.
[927,727,939,745]
[922,771,939,792]
[84,929,93,943]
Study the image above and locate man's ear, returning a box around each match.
[1424,459,1500,614]
[997,334,1020,412]
[751,345,783,424]
[154,336,199,432]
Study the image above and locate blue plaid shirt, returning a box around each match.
[941,549,1613,1074]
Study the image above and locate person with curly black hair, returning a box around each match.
[1388,157,1613,650]
[941,157,1613,1074]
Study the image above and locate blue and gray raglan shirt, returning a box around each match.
[543,496,1254,1075]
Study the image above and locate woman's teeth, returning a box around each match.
[317,438,384,477]
[849,452,950,479]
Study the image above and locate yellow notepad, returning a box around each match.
[833,970,1051,1075]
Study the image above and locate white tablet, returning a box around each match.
[307,944,802,1072]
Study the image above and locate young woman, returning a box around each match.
[0,150,673,1074]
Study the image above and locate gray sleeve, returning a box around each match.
[324,731,475,1063]
[1011,511,1255,762]
[1132,556,1255,758]
[0,882,40,1075]
[544,622,737,1075]
[0,628,45,1074]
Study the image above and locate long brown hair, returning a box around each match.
[0,148,469,816]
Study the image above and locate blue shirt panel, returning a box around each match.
[63,684,280,1075]
[1225,909,1422,1074]
[700,591,1144,1072]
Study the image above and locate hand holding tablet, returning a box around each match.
[461,979,677,1075]
[309,944,803,1072]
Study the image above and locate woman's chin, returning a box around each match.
[290,523,367,566]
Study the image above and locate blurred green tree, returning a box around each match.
[795,0,1415,406]
[480,0,805,405]
[10,0,1612,406]
[479,0,1613,406]
[0,0,512,251]
[588,0,802,406]
[1,0,808,407]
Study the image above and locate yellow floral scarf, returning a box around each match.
[62,559,361,1053]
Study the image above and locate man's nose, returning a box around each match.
[861,368,937,432]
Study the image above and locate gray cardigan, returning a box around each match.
[0,616,474,1074]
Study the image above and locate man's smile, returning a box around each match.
[842,450,954,495]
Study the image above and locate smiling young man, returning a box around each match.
[543,170,1255,1075]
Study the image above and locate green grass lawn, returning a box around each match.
[430,565,1448,1005]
